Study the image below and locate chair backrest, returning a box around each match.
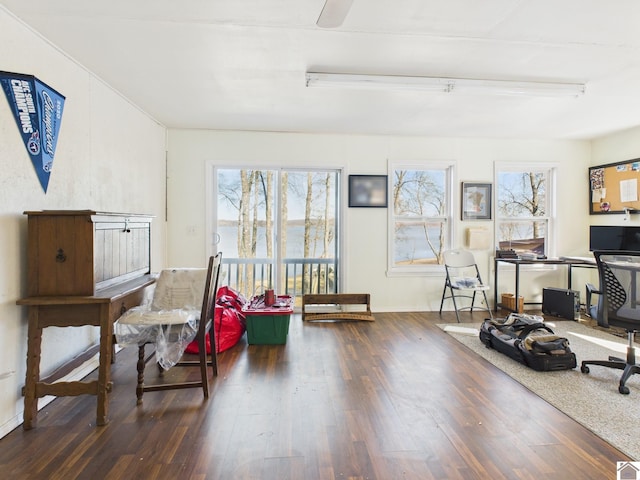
[198,252,223,337]
[443,249,476,268]
[151,268,209,311]
[594,250,640,330]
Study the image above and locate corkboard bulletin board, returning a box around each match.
[589,158,640,214]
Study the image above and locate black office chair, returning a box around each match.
[581,250,640,394]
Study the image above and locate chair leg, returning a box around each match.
[439,283,461,322]
[469,291,478,312]
[581,331,639,394]
[619,336,639,394]
[450,289,461,323]
[438,283,449,315]
[198,332,209,399]
[482,291,493,319]
[467,290,492,320]
[208,324,218,377]
[136,344,146,405]
[619,363,640,394]
[627,333,637,365]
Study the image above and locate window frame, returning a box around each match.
[494,162,557,258]
[206,163,344,297]
[387,161,455,277]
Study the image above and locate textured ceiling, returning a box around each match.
[3,0,640,139]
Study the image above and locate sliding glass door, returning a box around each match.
[212,167,340,301]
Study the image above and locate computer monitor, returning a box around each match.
[589,225,640,252]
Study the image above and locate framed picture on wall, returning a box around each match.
[348,175,388,208]
[461,182,492,220]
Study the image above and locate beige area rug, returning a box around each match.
[438,320,640,460]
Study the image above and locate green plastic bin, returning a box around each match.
[245,313,291,345]
[243,296,293,345]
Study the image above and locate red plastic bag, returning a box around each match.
[215,306,246,353]
[217,286,247,313]
[185,287,247,354]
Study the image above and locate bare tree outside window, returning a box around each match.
[496,170,549,255]
[216,168,338,298]
[391,168,450,267]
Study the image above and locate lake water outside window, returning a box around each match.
[389,164,453,274]
[214,168,339,299]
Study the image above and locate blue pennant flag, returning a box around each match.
[0,71,65,193]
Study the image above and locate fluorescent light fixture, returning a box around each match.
[305,72,586,97]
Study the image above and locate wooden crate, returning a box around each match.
[501,293,524,313]
[302,293,374,322]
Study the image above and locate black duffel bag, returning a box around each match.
[479,313,576,371]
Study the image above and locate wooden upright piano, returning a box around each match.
[16,210,155,429]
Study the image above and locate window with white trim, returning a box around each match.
[388,163,454,274]
[495,164,556,257]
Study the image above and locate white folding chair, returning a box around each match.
[439,249,493,322]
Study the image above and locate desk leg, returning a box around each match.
[96,304,112,426]
[23,307,42,430]
[494,260,498,311]
[514,263,520,311]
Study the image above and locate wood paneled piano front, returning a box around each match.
[16,210,155,429]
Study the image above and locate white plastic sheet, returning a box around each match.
[115,268,207,370]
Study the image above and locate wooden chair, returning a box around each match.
[115,253,222,404]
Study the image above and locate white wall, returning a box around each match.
[0,10,167,436]
[590,126,640,231]
[167,130,593,312]
[592,125,640,165]
[6,2,640,438]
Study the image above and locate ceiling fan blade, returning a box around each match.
[317,0,354,28]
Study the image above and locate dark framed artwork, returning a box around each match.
[348,175,388,208]
[461,182,492,220]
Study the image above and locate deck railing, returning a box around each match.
[221,257,337,300]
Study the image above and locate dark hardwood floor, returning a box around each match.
[0,311,631,479]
